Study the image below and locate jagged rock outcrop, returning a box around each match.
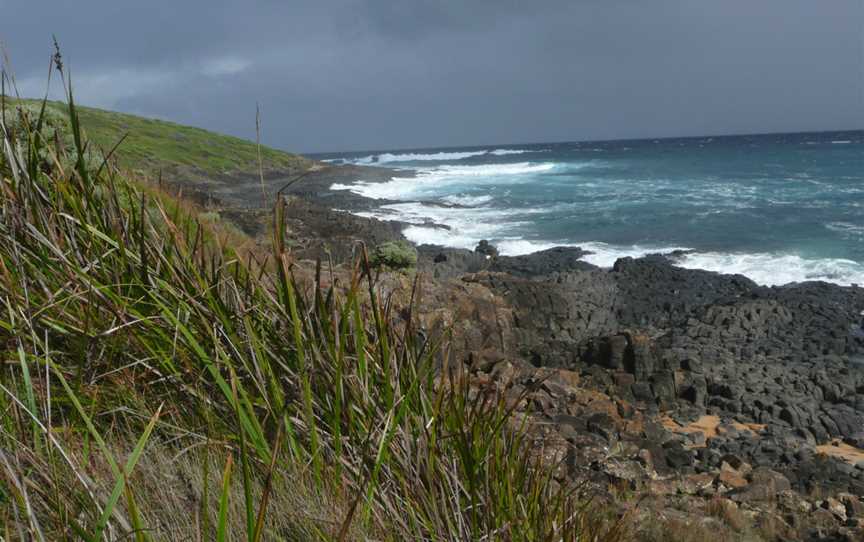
[417,245,595,280]
[413,247,864,513]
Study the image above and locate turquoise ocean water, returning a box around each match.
[316,131,864,286]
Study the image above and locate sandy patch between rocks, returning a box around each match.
[662,415,765,447]
[664,417,864,464]
[816,439,864,465]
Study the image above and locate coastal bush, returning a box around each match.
[371,239,418,269]
[0,62,623,541]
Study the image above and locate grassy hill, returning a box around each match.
[6,97,311,181]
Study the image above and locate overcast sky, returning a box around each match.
[3,1,863,153]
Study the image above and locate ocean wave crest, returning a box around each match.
[503,241,864,287]
[409,226,864,286]
[330,162,557,200]
[673,252,864,286]
[394,207,864,286]
[352,150,487,164]
[347,195,864,287]
[346,148,549,164]
[441,194,494,206]
[489,148,545,156]
[424,162,556,177]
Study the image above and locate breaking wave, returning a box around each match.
[489,148,544,156]
[351,150,488,164]
[330,162,557,200]
[441,194,494,206]
[344,148,547,164]
[403,221,864,286]
[672,252,864,287]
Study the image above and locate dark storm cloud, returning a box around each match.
[2,0,862,152]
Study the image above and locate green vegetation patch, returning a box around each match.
[371,240,418,270]
[6,97,310,180]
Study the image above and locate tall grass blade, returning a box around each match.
[217,455,234,542]
[93,404,162,540]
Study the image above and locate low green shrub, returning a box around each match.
[371,240,418,269]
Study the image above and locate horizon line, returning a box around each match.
[306,127,864,156]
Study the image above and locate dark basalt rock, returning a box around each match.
[467,269,619,366]
[610,256,757,329]
[456,251,864,495]
[490,247,596,278]
[664,442,694,469]
[587,412,617,441]
[417,245,488,279]
[418,245,597,280]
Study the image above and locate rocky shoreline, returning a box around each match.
[278,163,864,540]
[415,248,864,539]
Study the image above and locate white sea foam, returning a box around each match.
[500,238,864,287]
[373,201,556,224]
[347,148,550,164]
[673,252,864,286]
[402,225,494,249]
[373,201,568,251]
[396,213,688,264]
[330,162,557,200]
[352,196,864,287]
[425,162,557,177]
[496,241,864,287]
[351,150,487,164]
[441,194,494,206]
[577,242,688,267]
[489,148,545,156]
[831,140,852,145]
[397,214,864,286]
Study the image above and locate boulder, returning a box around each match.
[716,469,748,489]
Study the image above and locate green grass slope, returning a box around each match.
[7,97,311,181]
